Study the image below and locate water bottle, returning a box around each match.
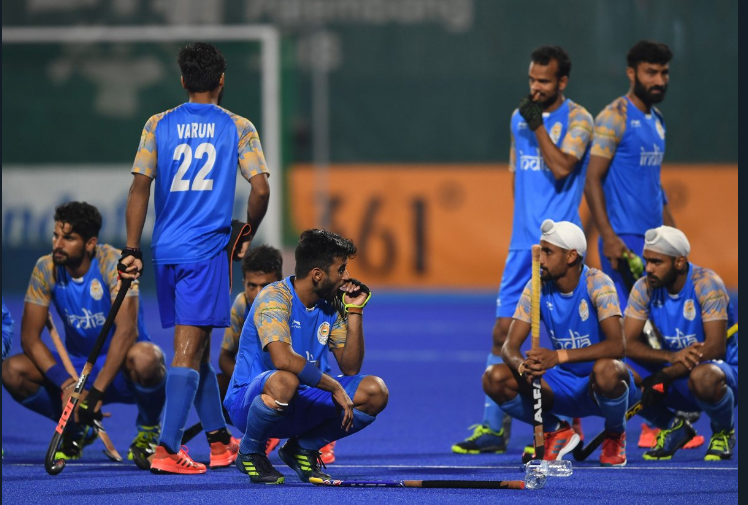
[524,468,547,490]
[523,459,573,477]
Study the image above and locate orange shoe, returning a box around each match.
[265,438,280,455]
[600,431,627,467]
[638,423,660,448]
[320,441,336,464]
[150,445,207,475]
[210,437,240,468]
[544,422,580,460]
[684,434,705,449]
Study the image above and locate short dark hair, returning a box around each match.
[53,202,102,241]
[627,40,672,68]
[178,42,227,93]
[242,244,283,280]
[531,45,571,79]
[295,229,357,278]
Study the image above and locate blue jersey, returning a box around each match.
[509,99,593,250]
[590,96,666,236]
[514,266,622,377]
[2,298,14,360]
[132,103,269,264]
[225,277,347,407]
[625,264,737,367]
[24,245,149,359]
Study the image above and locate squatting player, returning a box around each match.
[120,42,270,474]
[453,45,593,455]
[1,202,166,464]
[484,220,638,466]
[224,229,388,484]
[624,226,738,461]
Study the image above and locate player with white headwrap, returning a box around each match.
[623,226,738,461]
[483,220,638,466]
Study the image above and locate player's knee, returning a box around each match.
[482,364,512,403]
[688,363,725,400]
[2,356,35,398]
[591,359,626,394]
[265,370,299,403]
[126,342,166,387]
[355,375,389,415]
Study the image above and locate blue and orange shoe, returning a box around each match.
[643,417,695,460]
[150,444,207,474]
[543,421,580,461]
[600,431,627,467]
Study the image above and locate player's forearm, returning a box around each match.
[125,177,151,248]
[565,338,624,363]
[246,174,270,237]
[626,338,671,365]
[336,316,365,375]
[662,203,676,227]
[535,127,576,180]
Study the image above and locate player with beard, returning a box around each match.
[585,40,675,312]
[223,229,388,484]
[120,42,270,474]
[1,202,166,465]
[452,45,593,457]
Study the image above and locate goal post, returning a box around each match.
[2,25,282,248]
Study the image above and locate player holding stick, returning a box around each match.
[484,220,638,466]
[453,45,592,455]
[1,202,166,464]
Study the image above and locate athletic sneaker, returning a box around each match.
[643,417,695,460]
[235,452,285,484]
[265,438,280,455]
[704,429,736,461]
[639,422,704,449]
[278,439,331,483]
[451,424,508,454]
[128,424,160,470]
[600,431,627,467]
[320,441,336,464]
[543,421,580,461]
[209,436,240,468]
[572,417,584,442]
[54,425,97,460]
[150,445,207,475]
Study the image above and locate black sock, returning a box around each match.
[206,427,231,445]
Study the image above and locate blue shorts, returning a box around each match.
[542,365,639,418]
[52,352,137,410]
[153,249,230,328]
[627,359,738,412]
[598,234,644,313]
[496,249,532,319]
[225,370,366,439]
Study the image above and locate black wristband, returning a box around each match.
[85,387,105,407]
[120,247,143,260]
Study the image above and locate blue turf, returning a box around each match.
[1,294,738,504]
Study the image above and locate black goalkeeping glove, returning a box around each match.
[332,278,372,318]
[78,387,105,426]
[641,370,673,407]
[518,95,544,131]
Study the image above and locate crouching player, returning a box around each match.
[624,226,738,460]
[224,229,388,483]
[484,220,638,466]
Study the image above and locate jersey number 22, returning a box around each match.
[170,142,216,192]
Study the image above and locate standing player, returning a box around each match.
[584,40,675,311]
[224,229,388,484]
[120,42,271,475]
[1,202,166,464]
[624,227,738,461]
[484,220,636,466]
[453,45,593,454]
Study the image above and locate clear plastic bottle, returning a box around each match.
[524,468,547,489]
[523,459,573,477]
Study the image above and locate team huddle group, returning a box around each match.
[0,39,737,485]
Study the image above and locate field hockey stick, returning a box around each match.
[309,477,526,489]
[572,402,643,461]
[45,277,132,475]
[45,316,123,463]
[529,245,545,460]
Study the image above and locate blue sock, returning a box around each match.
[159,367,199,453]
[695,387,734,433]
[131,377,166,427]
[194,362,226,433]
[19,385,57,421]
[639,404,675,430]
[499,394,535,425]
[483,353,507,432]
[296,408,376,451]
[594,387,629,433]
[240,395,286,454]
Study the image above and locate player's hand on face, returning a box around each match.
[331,386,354,431]
[601,236,628,270]
[339,279,371,308]
[671,342,704,371]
